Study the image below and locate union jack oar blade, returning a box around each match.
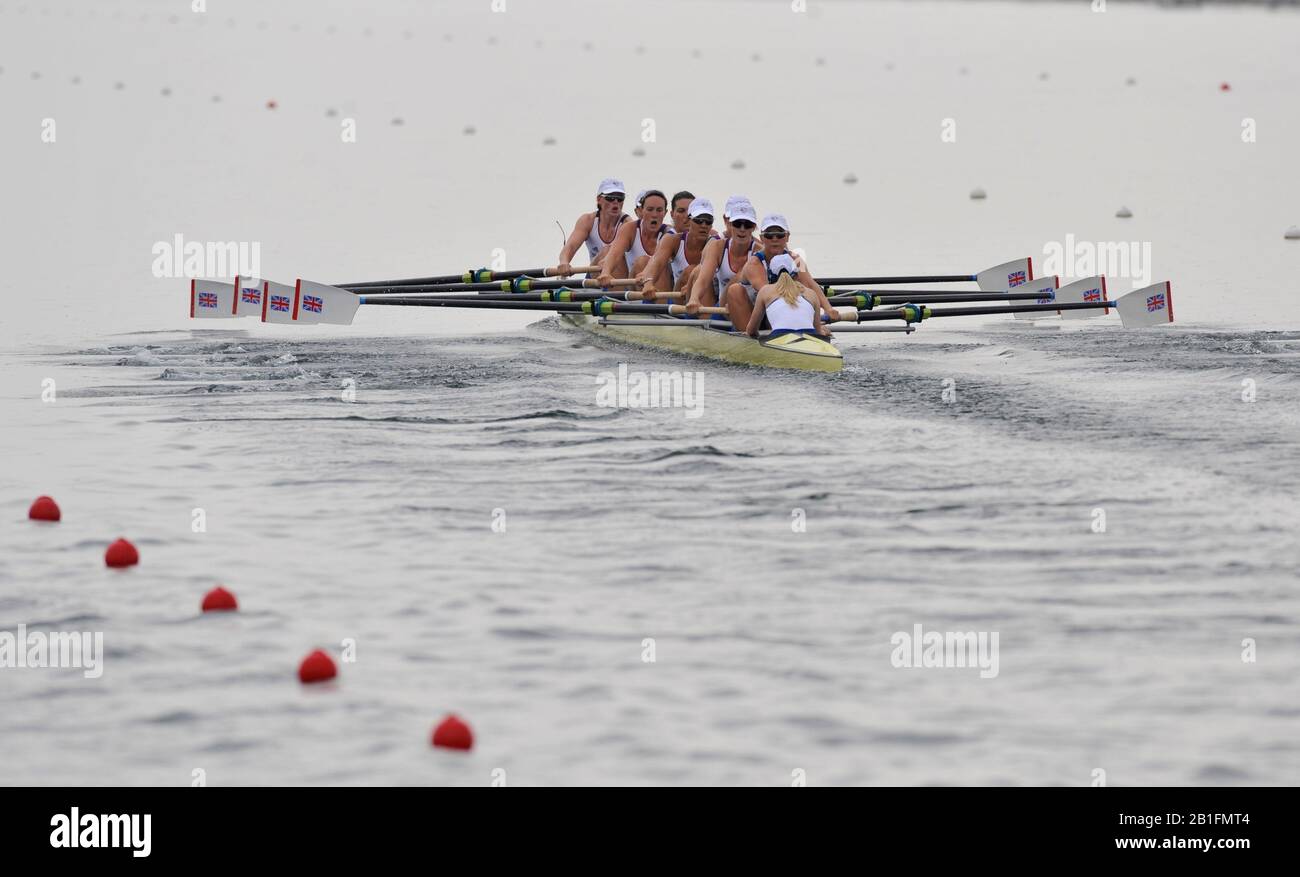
[189,278,239,319]
[1115,282,1174,328]
[1056,276,1109,320]
[975,257,1034,291]
[232,275,264,317]
[289,280,363,325]
[261,280,298,324]
[1010,276,1060,320]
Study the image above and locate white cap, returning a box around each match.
[769,254,799,276]
[596,177,626,196]
[688,198,715,219]
[728,201,758,224]
[760,213,790,233]
[723,194,752,218]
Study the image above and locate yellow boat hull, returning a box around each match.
[564,314,843,373]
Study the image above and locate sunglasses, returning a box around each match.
[731,220,755,230]
[602,194,625,202]
[691,215,714,225]
[762,231,788,240]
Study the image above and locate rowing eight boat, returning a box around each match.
[564,313,845,372]
[187,258,1176,374]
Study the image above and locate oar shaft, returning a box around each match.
[352,289,646,302]
[339,265,598,289]
[816,274,976,285]
[342,278,635,295]
[841,300,1113,323]
[356,296,726,316]
[830,291,1057,305]
[923,301,1112,318]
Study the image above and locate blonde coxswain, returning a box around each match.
[556,177,628,276]
[746,253,834,339]
[729,213,838,332]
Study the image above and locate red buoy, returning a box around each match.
[201,586,238,612]
[298,649,337,684]
[28,496,61,521]
[105,538,139,568]
[1219,82,1231,92]
[432,714,474,751]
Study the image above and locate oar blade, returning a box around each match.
[1116,282,1175,328]
[261,280,298,324]
[1011,276,1060,320]
[232,275,264,317]
[976,258,1034,291]
[190,279,239,319]
[294,279,362,325]
[1056,276,1108,320]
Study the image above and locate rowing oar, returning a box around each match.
[342,277,641,295]
[355,288,652,303]
[832,284,1173,328]
[815,258,1033,291]
[829,291,1057,307]
[355,295,727,317]
[205,276,1171,329]
[339,265,599,289]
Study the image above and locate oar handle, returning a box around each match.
[665,305,728,316]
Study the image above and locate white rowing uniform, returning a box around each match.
[764,295,816,333]
[668,231,720,285]
[585,211,628,261]
[627,220,675,273]
[714,236,756,295]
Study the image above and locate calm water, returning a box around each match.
[2,0,1299,785]
[3,322,1298,785]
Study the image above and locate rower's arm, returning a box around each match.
[640,236,674,292]
[739,256,765,291]
[689,239,724,304]
[797,263,838,321]
[745,286,771,336]
[597,222,636,284]
[558,213,594,265]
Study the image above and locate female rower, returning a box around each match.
[685,198,758,313]
[668,191,696,235]
[746,253,835,339]
[597,189,674,286]
[556,178,628,276]
[728,213,838,332]
[639,197,717,299]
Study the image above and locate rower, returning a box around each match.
[557,178,629,276]
[745,253,834,340]
[639,197,717,300]
[685,198,758,314]
[728,213,839,332]
[669,191,695,235]
[597,189,675,285]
